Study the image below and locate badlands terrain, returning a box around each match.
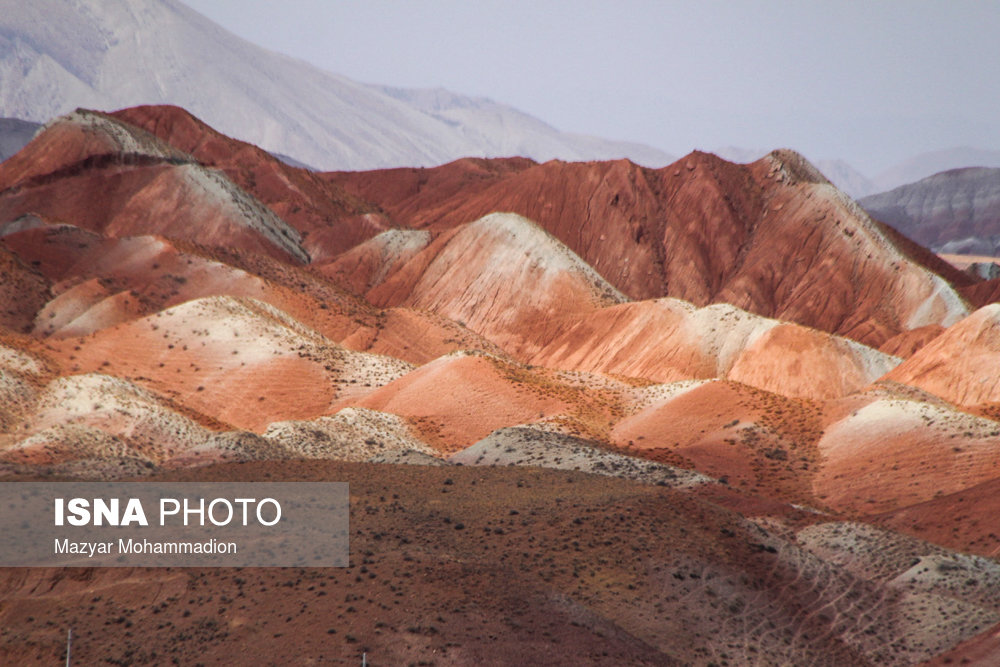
[2,106,1000,664]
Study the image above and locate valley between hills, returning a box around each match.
[2,105,1000,665]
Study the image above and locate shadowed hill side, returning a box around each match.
[873,219,978,289]
[0,243,49,333]
[2,461,999,665]
[961,276,1000,308]
[1,224,358,340]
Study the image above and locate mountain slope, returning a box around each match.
[0,109,310,263]
[108,104,392,261]
[814,394,1000,514]
[43,295,412,431]
[367,212,626,358]
[331,150,969,347]
[0,0,673,170]
[530,298,900,401]
[381,85,675,168]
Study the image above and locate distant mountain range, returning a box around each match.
[3,0,998,193]
[872,147,1000,192]
[861,167,1000,257]
[0,0,675,170]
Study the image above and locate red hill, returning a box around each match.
[0,110,309,264]
[330,151,969,346]
[110,105,390,261]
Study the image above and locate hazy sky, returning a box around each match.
[183,0,999,175]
